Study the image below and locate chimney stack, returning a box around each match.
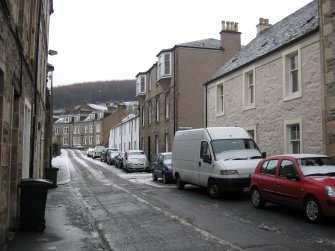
[220,20,241,56]
[256,18,271,36]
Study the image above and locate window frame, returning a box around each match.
[157,52,172,80]
[243,67,256,110]
[215,82,225,117]
[283,46,302,101]
[284,118,302,154]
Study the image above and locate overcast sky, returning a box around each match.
[48,0,312,87]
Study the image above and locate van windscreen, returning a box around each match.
[211,139,260,160]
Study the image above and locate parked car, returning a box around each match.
[87,148,94,158]
[250,154,335,223]
[123,150,150,173]
[115,152,125,169]
[92,146,106,159]
[152,152,173,184]
[172,127,265,198]
[101,148,118,162]
[107,150,120,165]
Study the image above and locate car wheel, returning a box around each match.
[162,173,169,184]
[176,175,184,190]
[304,196,324,223]
[208,179,221,199]
[152,171,158,181]
[251,188,265,209]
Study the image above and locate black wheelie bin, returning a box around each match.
[19,179,53,232]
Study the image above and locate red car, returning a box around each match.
[250,154,335,223]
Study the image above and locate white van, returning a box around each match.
[172,127,265,198]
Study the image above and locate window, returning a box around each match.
[155,135,159,155]
[89,114,95,120]
[216,83,224,115]
[96,135,100,145]
[141,106,145,127]
[165,133,169,152]
[284,119,302,154]
[165,94,170,119]
[89,125,93,133]
[84,136,88,145]
[55,127,60,135]
[136,74,146,95]
[98,112,104,119]
[74,126,80,134]
[200,141,210,159]
[283,47,301,101]
[74,116,80,122]
[63,127,69,134]
[65,117,72,123]
[157,52,172,79]
[89,136,93,145]
[63,137,69,145]
[279,160,297,177]
[243,68,255,109]
[148,103,152,125]
[156,99,160,122]
[260,160,278,175]
[245,126,257,141]
[96,124,101,133]
[85,125,88,133]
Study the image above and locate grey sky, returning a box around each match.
[48,0,312,86]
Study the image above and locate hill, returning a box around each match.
[53,79,136,109]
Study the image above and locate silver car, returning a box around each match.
[123,150,150,173]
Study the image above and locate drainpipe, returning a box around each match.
[173,50,177,134]
[30,0,42,178]
[205,84,208,127]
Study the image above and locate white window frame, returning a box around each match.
[63,137,69,145]
[244,125,257,142]
[96,124,101,133]
[156,99,160,122]
[148,103,152,125]
[141,106,145,127]
[96,135,100,145]
[165,94,170,119]
[55,127,60,135]
[283,46,302,101]
[165,133,169,152]
[89,136,93,145]
[157,52,172,79]
[89,124,93,133]
[63,127,69,134]
[155,135,159,155]
[243,67,256,110]
[284,118,302,154]
[216,83,225,116]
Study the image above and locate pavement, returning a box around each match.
[6,152,105,251]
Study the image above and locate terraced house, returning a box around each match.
[0,0,53,248]
[136,22,242,161]
[205,0,335,156]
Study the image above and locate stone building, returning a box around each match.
[136,23,242,161]
[319,0,335,156]
[205,0,335,156]
[0,0,53,248]
[53,102,138,149]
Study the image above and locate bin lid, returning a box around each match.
[20,178,53,187]
[45,167,60,171]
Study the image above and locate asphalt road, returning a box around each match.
[66,149,335,251]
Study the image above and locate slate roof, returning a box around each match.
[206,0,318,84]
[176,38,222,50]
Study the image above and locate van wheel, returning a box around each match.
[208,180,221,199]
[176,175,184,190]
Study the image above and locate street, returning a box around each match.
[62,149,335,251]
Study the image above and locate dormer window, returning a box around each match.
[89,114,95,120]
[157,52,172,80]
[136,74,146,96]
[65,117,72,123]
